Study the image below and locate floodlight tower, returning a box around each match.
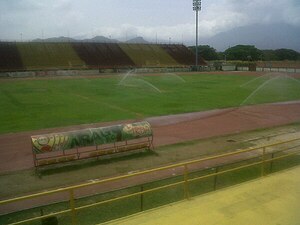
[193,0,201,69]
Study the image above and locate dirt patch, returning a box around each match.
[1,127,299,215]
[0,101,300,215]
[0,101,299,173]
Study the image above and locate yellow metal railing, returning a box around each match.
[1,137,300,225]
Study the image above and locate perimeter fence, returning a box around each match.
[0,137,300,225]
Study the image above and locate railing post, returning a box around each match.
[140,185,144,212]
[270,152,274,173]
[261,147,266,176]
[183,165,190,199]
[213,166,219,191]
[69,189,77,225]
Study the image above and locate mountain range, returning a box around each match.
[32,36,149,44]
[32,23,300,52]
[199,23,300,52]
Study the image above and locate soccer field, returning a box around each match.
[0,72,299,134]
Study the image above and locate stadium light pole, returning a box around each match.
[193,0,201,69]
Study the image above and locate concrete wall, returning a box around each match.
[237,67,249,71]
[0,70,101,78]
[222,65,236,71]
[256,67,300,73]
[0,67,192,78]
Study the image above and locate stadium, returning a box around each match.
[0,1,300,225]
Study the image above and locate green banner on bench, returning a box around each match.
[32,121,152,154]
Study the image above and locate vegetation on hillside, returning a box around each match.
[190,45,300,61]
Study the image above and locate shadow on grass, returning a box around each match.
[38,150,159,177]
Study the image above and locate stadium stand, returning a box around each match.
[0,42,206,72]
[72,43,135,68]
[16,42,85,70]
[119,43,180,67]
[161,44,206,66]
[0,42,23,71]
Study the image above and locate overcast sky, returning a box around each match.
[0,0,299,44]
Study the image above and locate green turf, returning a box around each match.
[0,73,300,134]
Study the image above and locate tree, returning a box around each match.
[261,49,300,61]
[261,50,278,61]
[274,49,300,60]
[224,45,262,61]
[189,45,219,60]
[217,52,225,61]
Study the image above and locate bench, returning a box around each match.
[31,121,154,167]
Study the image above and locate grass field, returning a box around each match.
[0,73,300,134]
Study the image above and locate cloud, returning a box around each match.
[283,5,300,25]
[0,0,299,42]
